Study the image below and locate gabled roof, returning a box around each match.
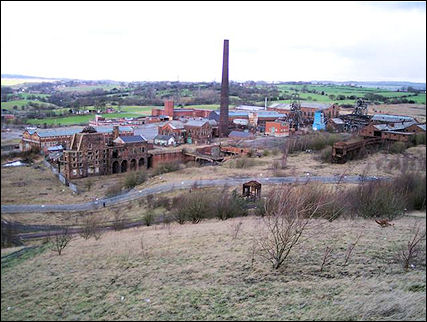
[165,120,185,130]
[115,135,146,143]
[184,119,210,127]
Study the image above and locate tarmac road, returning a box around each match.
[1,175,386,214]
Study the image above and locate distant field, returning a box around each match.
[58,84,125,92]
[0,100,58,110]
[275,84,425,105]
[26,112,150,126]
[24,104,221,125]
[1,78,58,86]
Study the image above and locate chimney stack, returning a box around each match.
[164,100,174,119]
[113,126,120,140]
[219,39,229,137]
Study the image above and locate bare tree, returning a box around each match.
[281,140,289,169]
[79,214,104,240]
[49,227,73,256]
[343,233,362,266]
[230,221,243,240]
[397,224,426,271]
[320,246,334,272]
[256,185,322,270]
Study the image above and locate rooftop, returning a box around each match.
[115,135,146,143]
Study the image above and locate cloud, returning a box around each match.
[1,1,426,82]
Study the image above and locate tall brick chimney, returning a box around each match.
[219,39,229,137]
[164,100,174,119]
[113,125,120,140]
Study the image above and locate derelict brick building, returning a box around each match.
[63,126,152,179]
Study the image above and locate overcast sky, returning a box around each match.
[1,1,426,83]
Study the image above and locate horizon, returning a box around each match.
[2,73,426,85]
[2,1,426,83]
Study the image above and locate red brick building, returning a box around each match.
[359,121,425,142]
[20,126,134,153]
[267,102,340,120]
[63,127,152,180]
[151,100,212,119]
[158,119,214,145]
[265,121,290,137]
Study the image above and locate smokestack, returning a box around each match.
[265,97,267,110]
[113,126,119,140]
[219,39,229,137]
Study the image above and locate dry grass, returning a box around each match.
[1,145,425,206]
[1,215,425,320]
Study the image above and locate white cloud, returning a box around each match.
[1,1,426,82]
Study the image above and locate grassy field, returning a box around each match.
[1,213,425,320]
[275,84,426,105]
[24,104,220,125]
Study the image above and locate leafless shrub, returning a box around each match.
[140,234,149,258]
[49,227,74,256]
[397,224,426,271]
[111,208,127,231]
[230,221,243,240]
[256,185,322,270]
[79,214,103,240]
[320,246,334,272]
[343,233,362,266]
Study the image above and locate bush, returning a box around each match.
[389,141,407,154]
[105,183,123,197]
[152,162,180,176]
[226,157,257,169]
[392,172,426,210]
[317,146,332,163]
[172,190,214,224]
[347,181,406,219]
[124,171,148,189]
[211,189,248,220]
[143,211,154,226]
[412,133,426,146]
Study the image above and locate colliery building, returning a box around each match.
[151,100,212,119]
[360,121,425,142]
[157,119,217,145]
[20,125,134,153]
[267,102,340,120]
[63,126,152,180]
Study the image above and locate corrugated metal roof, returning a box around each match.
[373,121,416,131]
[372,114,415,123]
[235,105,266,111]
[269,102,332,110]
[35,126,133,138]
[228,131,254,138]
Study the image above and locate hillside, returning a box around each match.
[1,214,425,320]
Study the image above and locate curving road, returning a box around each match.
[1,175,387,214]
